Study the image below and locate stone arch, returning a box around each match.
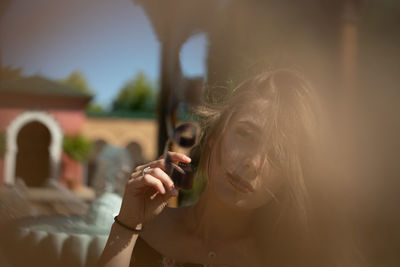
[124,141,146,168]
[120,131,156,160]
[83,130,116,147]
[4,111,63,185]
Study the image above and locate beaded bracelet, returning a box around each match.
[114,216,142,233]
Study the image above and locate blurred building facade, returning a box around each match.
[0,76,91,187]
[82,117,156,161]
[0,75,158,189]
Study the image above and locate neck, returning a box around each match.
[185,185,255,245]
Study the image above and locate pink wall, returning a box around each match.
[51,110,86,135]
[0,108,24,132]
[0,107,86,134]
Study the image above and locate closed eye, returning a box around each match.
[235,127,255,139]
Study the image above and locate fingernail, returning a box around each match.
[171,188,178,196]
[184,155,191,162]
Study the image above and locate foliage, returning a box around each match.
[1,65,23,81]
[86,103,105,113]
[63,134,93,162]
[112,72,155,112]
[58,71,108,112]
[0,132,6,157]
[58,71,92,94]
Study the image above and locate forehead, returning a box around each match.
[230,99,271,128]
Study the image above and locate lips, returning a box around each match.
[226,172,255,193]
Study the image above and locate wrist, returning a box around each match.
[114,215,142,232]
[117,207,141,226]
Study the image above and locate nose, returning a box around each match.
[238,152,263,181]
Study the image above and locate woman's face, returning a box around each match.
[208,99,282,210]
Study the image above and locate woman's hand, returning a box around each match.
[117,152,191,228]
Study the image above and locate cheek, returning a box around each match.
[219,132,244,167]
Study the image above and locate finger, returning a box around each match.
[146,167,175,191]
[134,152,191,173]
[134,159,166,173]
[153,187,179,204]
[150,186,178,202]
[166,151,191,163]
[139,174,166,194]
[147,189,177,217]
[160,187,179,202]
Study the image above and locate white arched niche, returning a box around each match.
[4,111,63,185]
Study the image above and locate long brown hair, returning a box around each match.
[193,69,360,266]
[195,69,365,266]
[196,69,318,216]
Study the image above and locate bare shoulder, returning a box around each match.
[140,207,189,256]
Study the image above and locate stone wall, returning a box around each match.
[82,117,158,161]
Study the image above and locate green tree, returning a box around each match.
[86,103,105,113]
[112,72,155,112]
[59,71,106,112]
[63,134,93,162]
[58,71,92,94]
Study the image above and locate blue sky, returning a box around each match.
[2,0,207,107]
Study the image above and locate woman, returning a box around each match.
[97,70,326,267]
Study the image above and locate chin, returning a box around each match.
[216,185,268,210]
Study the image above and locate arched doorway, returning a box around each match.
[4,111,63,186]
[15,121,51,186]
